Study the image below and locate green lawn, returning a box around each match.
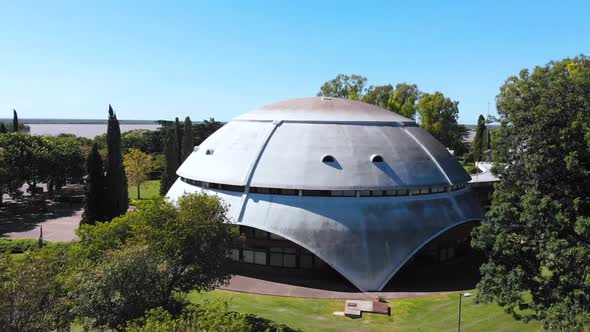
[128,180,160,200]
[188,290,543,332]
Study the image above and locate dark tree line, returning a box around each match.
[159,116,222,195]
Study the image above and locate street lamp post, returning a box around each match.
[457,292,472,332]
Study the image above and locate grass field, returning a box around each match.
[188,290,543,332]
[128,180,160,200]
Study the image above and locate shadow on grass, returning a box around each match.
[247,314,302,332]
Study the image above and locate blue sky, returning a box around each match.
[1,1,588,124]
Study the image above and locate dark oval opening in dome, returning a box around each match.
[322,155,335,163]
[371,155,384,163]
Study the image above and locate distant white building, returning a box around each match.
[167,97,483,291]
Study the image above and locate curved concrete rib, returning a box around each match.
[239,188,483,291]
[169,178,484,292]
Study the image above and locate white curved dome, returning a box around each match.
[176,97,470,190]
[167,97,482,291]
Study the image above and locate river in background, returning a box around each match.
[28,124,161,138]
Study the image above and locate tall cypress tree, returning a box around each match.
[105,105,128,220]
[12,109,18,133]
[160,129,179,195]
[471,114,487,161]
[181,116,194,162]
[0,123,6,134]
[81,143,106,225]
[174,117,182,165]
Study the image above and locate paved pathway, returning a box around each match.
[220,275,449,299]
[1,207,81,242]
[0,197,82,242]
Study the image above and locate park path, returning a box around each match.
[220,275,449,300]
[0,206,81,242]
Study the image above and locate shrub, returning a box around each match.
[125,301,252,332]
[0,238,56,254]
[0,246,72,331]
[465,165,479,174]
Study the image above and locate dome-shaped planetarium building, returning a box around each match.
[167,97,484,291]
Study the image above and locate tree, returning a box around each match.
[0,123,6,134]
[124,148,155,200]
[73,193,235,329]
[194,118,223,146]
[44,135,85,194]
[387,83,421,119]
[317,74,368,100]
[82,143,106,225]
[174,117,182,166]
[471,56,590,330]
[12,109,18,133]
[362,84,393,109]
[105,105,129,220]
[0,133,50,196]
[471,114,487,161]
[160,129,178,196]
[0,246,73,332]
[416,91,467,153]
[181,116,194,162]
[0,133,85,198]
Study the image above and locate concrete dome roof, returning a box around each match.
[176,97,470,190]
[235,97,414,123]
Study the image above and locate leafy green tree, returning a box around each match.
[44,135,85,193]
[181,116,194,162]
[317,74,368,100]
[82,143,106,225]
[124,148,155,200]
[362,84,394,109]
[122,129,150,152]
[417,91,467,154]
[472,56,590,330]
[70,244,183,330]
[143,129,164,154]
[105,105,129,220]
[94,129,153,154]
[0,133,50,196]
[388,83,421,119]
[160,129,178,195]
[73,193,235,329]
[174,117,182,165]
[0,123,6,134]
[12,109,18,133]
[0,246,73,332]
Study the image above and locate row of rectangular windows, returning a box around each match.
[180,177,467,197]
[229,248,324,269]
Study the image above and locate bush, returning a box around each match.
[72,192,235,329]
[465,165,479,174]
[0,246,72,331]
[0,238,56,254]
[125,301,252,332]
